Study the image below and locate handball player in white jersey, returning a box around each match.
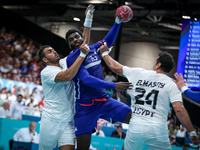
[38,44,89,150]
[99,45,199,150]
[38,5,94,150]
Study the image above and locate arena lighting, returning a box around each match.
[73,17,80,21]
[182,16,191,19]
[194,18,197,21]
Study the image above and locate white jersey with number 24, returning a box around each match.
[123,66,182,126]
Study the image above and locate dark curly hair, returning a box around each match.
[65,29,82,45]
[38,45,50,62]
[156,51,175,73]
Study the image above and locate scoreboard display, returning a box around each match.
[177,19,200,90]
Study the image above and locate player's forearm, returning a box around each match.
[103,22,121,47]
[82,27,90,45]
[62,56,85,81]
[174,106,194,132]
[80,74,115,89]
[103,55,123,76]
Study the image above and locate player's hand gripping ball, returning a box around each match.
[116,5,133,22]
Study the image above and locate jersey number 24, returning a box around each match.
[134,87,159,109]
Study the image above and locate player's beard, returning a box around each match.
[47,57,60,64]
[70,40,84,50]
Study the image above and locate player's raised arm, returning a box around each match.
[82,4,95,44]
[102,6,133,48]
[100,44,124,76]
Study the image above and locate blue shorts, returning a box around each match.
[74,96,131,136]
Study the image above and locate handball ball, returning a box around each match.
[116,5,133,22]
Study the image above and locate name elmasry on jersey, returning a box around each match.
[136,80,165,88]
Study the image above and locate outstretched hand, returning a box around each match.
[115,82,133,91]
[85,4,95,19]
[173,73,187,90]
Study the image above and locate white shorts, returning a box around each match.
[124,121,171,150]
[39,117,75,150]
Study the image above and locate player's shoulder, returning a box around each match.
[67,48,80,60]
[124,66,146,72]
[159,74,177,87]
[59,56,68,71]
[41,66,61,76]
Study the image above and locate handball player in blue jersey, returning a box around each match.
[64,16,132,150]
[174,73,200,104]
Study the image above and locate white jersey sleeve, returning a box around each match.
[41,66,61,84]
[59,57,68,71]
[123,66,144,78]
[169,83,183,103]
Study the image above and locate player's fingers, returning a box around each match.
[90,4,95,7]
[174,73,179,81]
[99,45,104,49]
[180,73,184,80]
[128,82,133,87]
[85,7,89,15]
[81,42,86,47]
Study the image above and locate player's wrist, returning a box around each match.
[84,18,93,28]
[189,131,197,137]
[80,44,89,58]
[115,17,121,24]
[101,47,112,57]
[101,51,109,57]
[181,85,189,93]
[80,52,87,58]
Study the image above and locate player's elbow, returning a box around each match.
[60,73,73,82]
[109,64,122,75]
[63,74,73,81]
[173,104,185,116]
[108,63,116,72]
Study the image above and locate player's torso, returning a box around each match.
[72,45,107,100]
[127,70,172,125]
[41,66,75,122]
[83,46,103,78]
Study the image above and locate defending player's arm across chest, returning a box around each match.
[83,47,101,68]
